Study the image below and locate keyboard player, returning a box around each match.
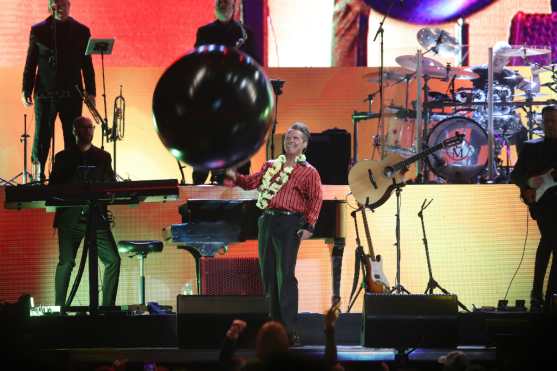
[49,116,121,307]
[225,122,323,346]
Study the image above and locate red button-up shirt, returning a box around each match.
[234,160,323,227]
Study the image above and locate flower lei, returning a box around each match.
[256,153,306,209]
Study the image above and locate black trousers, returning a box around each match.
[55,222,121,306]
[32,96,82,178]
[257,211,302,333]
[532,194,557,306]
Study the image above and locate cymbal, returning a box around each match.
[499,46,551,58]
[396,55,479,80]
[363,68,414,83]
[538,63,557,72]
[449,66,479,80]
[395,54,444,74]
[417,28,458,56]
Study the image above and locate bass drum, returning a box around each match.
[426,116,488,183]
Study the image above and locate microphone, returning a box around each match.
[352,111,380,120]
[236,21,248,48]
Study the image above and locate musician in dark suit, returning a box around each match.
[49,116,120,307]
[511,105,557,311]
[192,0,255,185]
[22,0,96,182]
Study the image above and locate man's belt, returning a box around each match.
[263,208,301,217]
[37,90,74,99]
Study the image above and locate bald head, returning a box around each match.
[49,0,70,21]
[73,116,95,146]
[215,0,235,22]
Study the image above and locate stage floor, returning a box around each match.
[5,310,554,370]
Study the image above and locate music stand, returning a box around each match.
[85,38,115,151]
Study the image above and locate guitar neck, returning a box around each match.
[360,208,376,258]
[392,141,446,173]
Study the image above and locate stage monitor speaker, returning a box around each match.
[272,128,351,184]
[177,295,270,348]
[362,294,458,348]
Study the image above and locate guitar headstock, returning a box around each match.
[441,132,465,148]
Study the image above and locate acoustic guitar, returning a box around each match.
[348,133,464,208]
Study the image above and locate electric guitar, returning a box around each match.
[361,208,390,293]
[348,133,464,208]
[521,168,557,204]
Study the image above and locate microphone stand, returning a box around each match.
[100,49,109,150]
[372,0,397,160]
[418,198,470,312]
[389,182,411,295]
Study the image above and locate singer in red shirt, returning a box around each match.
[227,122,323,346]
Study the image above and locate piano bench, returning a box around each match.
[118,240,163,256]
[118,240,164,305]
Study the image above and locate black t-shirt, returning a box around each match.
[195,19,259,64]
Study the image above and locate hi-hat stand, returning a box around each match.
[1,114,34,185]
[390,182,411,294]
[418,198,470,312]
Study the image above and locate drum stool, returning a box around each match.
[118,240,163,305]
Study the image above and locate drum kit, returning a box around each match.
[362,27,556,183]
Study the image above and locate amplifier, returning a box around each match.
[200,257,263,295]
[272,128,351,184]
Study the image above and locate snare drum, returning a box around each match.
[426,116,488,183]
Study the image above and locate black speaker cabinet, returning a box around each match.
[271,128,351,184]
[177,295,270,348]
[305,128,351,185]
[362,294,458,348]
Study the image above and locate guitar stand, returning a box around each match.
[418,198,470,312]
[389,182,411,295]
[346,207,369,313]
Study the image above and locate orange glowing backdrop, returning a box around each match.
[0,0,553,311]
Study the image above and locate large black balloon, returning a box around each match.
[153,45,275,170]
[364,0,493,25]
